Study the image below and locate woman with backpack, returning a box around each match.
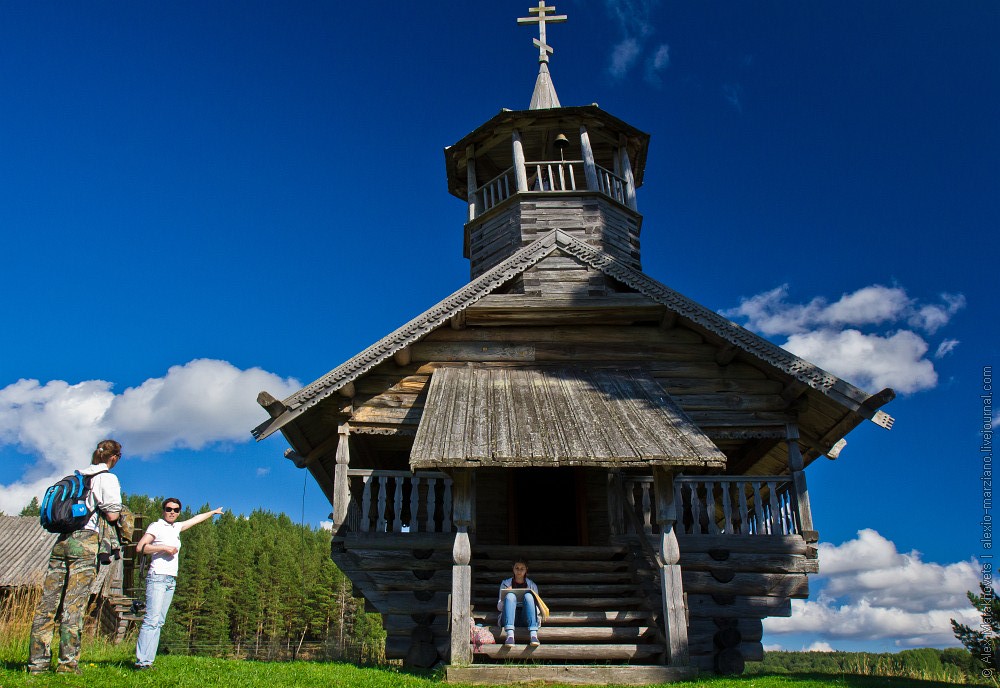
[28,439,125,675]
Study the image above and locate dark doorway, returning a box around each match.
[510,468,584,546]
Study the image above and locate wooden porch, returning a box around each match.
[328,463,816,683]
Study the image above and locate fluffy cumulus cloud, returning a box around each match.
[722,284,964,394]
[604,0,669,85]
[0,359,300,513]
[765,529,982,648]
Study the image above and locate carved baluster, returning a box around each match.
[751,481,763,535]
[689,483,703,534]
[425,477,438,532]
[705,481,719,535]
[721,482,734,534]
[625,479,638,534]
[360,474,372,533]
[641,480,653,534]
[767,481,781,535]
[376,476,388,532]
[673,480,686,534]
[409,476,420,534]
[392,476,403,533]
[737,481,750,535]
[442,477,453,532]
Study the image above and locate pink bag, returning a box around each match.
[470,620,496,650]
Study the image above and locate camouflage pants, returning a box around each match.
[28,530,98,672]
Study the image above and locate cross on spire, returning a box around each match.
[517,1,567,64]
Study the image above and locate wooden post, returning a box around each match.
[579,126,599,191]
[450,469,473,665]
[618,134,637,210]
[331,424,351,539]
[606,471,624,536]
[512,130,529,193]
[653,467,689,666]
[786,423,816,541]
[466,144,480,222]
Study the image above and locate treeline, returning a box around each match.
[122,494,384,663]
[749,647,987,684]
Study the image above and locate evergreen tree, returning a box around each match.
[19,496,40,517]
[952,582,999,684]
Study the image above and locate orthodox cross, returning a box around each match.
[517,1,567,63]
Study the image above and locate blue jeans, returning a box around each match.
[502,591,539,632]
[135,573,176,667]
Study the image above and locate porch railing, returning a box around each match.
[674,476,800,536]
[346,470,453,534]
[529,159,583,192]
[621,474,802,537]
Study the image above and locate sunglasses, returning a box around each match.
[164,507,181,513]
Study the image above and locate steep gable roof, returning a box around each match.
[253,229,894,441]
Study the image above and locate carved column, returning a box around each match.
[331,424,351,540]
[512,130,528,193]
[654,467,689,666]
[450,469,473,665]
[786,423,817,541]
[579,126,599,191]
[466,144,480,222]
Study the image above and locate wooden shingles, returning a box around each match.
[411,366,726,469]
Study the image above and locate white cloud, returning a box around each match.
[256,467,271,477]
[644,44,670,85]
[765,529,982,648]
[0,359,300,514]
[723,284,964,394]
[609,38,641,78]
[805,641,835,652]
[783,329,937,393]
[935,339,960,358]
[604,0,661,80]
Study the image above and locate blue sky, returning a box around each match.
[1,1,997,653]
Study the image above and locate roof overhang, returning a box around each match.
[410,365,727,470]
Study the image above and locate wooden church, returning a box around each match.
[252,4,895,683]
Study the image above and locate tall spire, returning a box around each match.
[517,1,567,110]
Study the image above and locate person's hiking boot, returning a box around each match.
[530,632,540,646]
[504,631,515,646]
[55,664,81,675]
[27,665,48,675]
[134,663,155,671]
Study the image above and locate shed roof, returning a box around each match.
[0,515,57,587]
[410,366,727,470]
[0,515,114,593]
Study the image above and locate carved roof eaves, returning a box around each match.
[253,229,893,441]
[252,232,563,440]
[547,231,889,414]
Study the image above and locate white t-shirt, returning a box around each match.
[81,464,122,532]
[144,519,182,576]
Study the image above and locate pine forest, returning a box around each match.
[121,494,386,663]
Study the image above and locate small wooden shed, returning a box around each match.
[0,515,139,641]
[252,5,894,684]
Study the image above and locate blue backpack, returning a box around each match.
[39,469,105,534]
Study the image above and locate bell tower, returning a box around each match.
[444,2,651,296]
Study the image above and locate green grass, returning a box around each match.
[0,653,981,688]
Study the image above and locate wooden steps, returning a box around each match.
[446,664,698,685]
[469,544,666,666]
